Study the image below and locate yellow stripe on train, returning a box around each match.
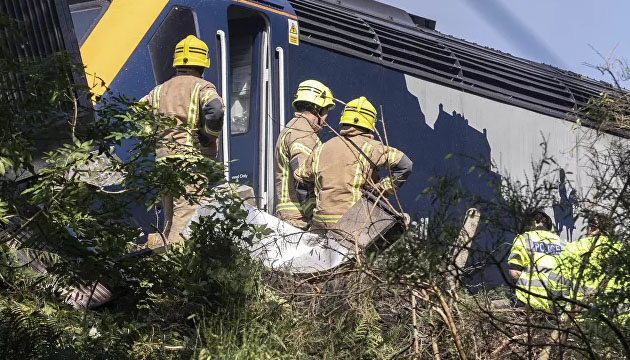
[80,0,170,98]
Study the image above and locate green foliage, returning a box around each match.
[3,9,630,359]
[351,301,385,359]
[181,195,261,303]
[0,199,9,224]
[0,300,63,359]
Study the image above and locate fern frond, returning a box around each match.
[0,299,62,359]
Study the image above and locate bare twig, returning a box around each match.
[434,286,468,360]
[67,92,78,139]
[429,315,441,360]
[411,289,420,359]
[149,224,169,253]
[537,329,559,360]
[378,105,407,226]
[490,333,528,357]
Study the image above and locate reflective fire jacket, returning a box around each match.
[296,126,412,227]
[273,112,322,227]
[141,74,224,159]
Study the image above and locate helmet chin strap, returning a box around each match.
[313,113,324,127]
[315,113,324,127]
[318,116,327,128]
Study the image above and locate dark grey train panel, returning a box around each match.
[0,0,83,99]
[287,0,615,122]
[0,0,87,169]
[0,0,79,61]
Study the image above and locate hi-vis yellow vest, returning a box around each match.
[508,229,565,310]
[549,235,629,320]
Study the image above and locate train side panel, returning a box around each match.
[289,41,616,287]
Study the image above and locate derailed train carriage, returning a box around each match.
[4,0,619,288]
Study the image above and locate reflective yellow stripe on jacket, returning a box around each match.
[290,142,314,156]
[312,143,323,205]
[276,132,306,214]
[387,147,398,164]
[152,85,162,111]
[313,213,343,224]
[278,133,291,206]
[303,197,316,213]
[276,202,302,212]
[351,142,372,205]
[186,83,202,145]
[142,85,162,134]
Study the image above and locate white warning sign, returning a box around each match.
[288,19,299,45]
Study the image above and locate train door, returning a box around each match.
[220,6,274,210]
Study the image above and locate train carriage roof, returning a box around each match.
[288,0,618,121]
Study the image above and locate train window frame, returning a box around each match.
[148,6,199,86]
[69,0,110,46]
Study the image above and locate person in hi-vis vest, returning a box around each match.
[508,211,565,310]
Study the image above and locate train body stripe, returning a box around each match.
[232,0,297,19]
[80,0,170,98]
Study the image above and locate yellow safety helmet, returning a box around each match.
[340,96,377,131]
[292,79,335,111]
[173,35,210,68]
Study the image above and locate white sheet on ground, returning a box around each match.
[182,203,352,274]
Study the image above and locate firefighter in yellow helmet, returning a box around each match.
[140,35,224,244]
[295,96,412,230]
[274,80,335,229]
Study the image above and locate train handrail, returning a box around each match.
[276,46,286,131]
[259,31,271,211]
[217,29,230,181]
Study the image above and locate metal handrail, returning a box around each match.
[276,46,286,131]
[217,30,230,181]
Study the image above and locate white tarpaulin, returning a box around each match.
[243,205,352,273]
[182,203,353,274]
[181,184,408,274]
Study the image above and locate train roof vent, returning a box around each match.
[552,69,614,109]
[365,20,461,83]
[437,37,576,114]
[288,0,617,119]
[409,14,436,30]
[287,0,381,59]
[320,0,414,26]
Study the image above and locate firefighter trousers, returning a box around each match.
[161,185,199,244]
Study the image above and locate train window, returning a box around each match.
[229,35,254,135]
[148,7,197,85]
[69,1,109,45]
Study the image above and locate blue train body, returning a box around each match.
[66,0,616,287]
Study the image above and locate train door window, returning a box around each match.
[69,0,110,45]
[148,7,197,85]
[229,34,253,135]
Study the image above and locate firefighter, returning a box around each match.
[508,211,566,310]
[295,96,412,230]
[141,35,224,244]
[274,80,335,229]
